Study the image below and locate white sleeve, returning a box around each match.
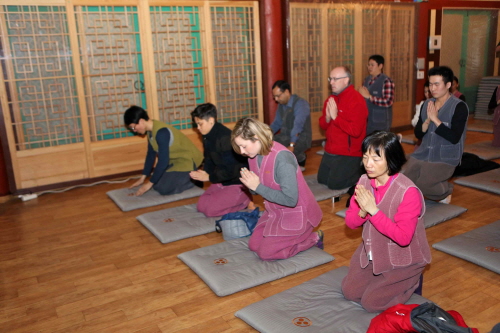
[412,101,423,127]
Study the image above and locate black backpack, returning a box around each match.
[411,302,474,333]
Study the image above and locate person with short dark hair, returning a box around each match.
[450,76,466,102]
[358,55,395,134]
[403,66,469,204]
[124,106,203,196]
[269,80,312,168]
[190,103,252,217]
[232,117,323,260]
[318,66,368,191]
[342,131,431,313]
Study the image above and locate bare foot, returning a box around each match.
[247,201,257,210]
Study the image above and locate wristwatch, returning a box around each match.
[289,143,295,147]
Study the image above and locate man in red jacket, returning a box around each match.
[317,66,368,190]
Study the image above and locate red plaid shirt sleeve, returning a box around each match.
[371,77,395,107]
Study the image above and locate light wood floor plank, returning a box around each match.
[1,124,499,332]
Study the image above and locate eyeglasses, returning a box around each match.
[328,76,348,82]
[273,91,284,99]
[129,125,135,131]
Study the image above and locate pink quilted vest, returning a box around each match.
[248,142,322,237]
[357,173,431,274]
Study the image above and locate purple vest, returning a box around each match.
[357,174,431,274]
[248,142,322,237]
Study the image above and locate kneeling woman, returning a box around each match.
[231,118,323,260]
[341,131,431,312]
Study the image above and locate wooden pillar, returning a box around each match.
[260,0,286,124]
[0,137,10,196]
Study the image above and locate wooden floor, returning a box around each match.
[1,123,499,332]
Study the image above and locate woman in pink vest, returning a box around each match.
[231,117,323,260]
[341,131,431,312]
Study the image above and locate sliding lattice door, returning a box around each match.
[0,1,262,191]
[290,2,416,140]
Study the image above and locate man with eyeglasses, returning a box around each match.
[317,66,368,191]
[269,80,312,169]
[358,55,395,135]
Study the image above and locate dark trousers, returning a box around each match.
[153,171,195,195]
[402,157,455,201]
[274,133,308,163]
[317,152,363,190]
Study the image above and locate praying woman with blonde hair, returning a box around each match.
[231,117,323,260]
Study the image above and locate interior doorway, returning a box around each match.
[440,9,499,113]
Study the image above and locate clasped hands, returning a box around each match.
[239,167,260,191]
[354,184,379,218]
[325,97,338,122]
[358,86,371,99]
[424,101,441,127]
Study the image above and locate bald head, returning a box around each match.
[329,66,351,94]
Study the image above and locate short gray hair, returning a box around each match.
[341,66,352,85]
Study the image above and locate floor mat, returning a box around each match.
[235,266,430,333]
[464,141,500,160]
[178,237,334,296]
[107,186,204,211]
[136,204,219,243]
[304,174,349,202]
[454,169,500,195]
[433,220,500,274]
[467,119,493,133]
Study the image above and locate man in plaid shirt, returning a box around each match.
[358,55,395,135]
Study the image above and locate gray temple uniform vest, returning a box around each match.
[412,96,468,166]
[273,95,312,163]
[364,73,392,134]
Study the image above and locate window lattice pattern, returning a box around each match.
[211,6,258,123]
[290,7,323,114]
[327,7,355,84]
[291,2,415,129]
[390,9,413,102]
[0,3,261,148]
[75,6,144,141]
[327,7,354,75]
[362,8,387,79]
[0,5,82,150]
[150,6,205,129]
[291,6,356,113]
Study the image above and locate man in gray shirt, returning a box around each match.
[270,80,312,168]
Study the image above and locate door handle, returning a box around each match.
[134,80,145,92]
